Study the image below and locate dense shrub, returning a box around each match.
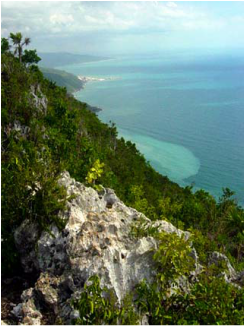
[72,275,139,325]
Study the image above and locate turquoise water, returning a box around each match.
[58,53,244,205]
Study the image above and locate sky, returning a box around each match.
[1,1,244,56]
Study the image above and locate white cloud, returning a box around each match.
[166,2,178,9]
[1,1,243,54]
[1,1,228,35]
[50,14,74,25]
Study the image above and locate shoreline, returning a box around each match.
[75,74,119,113]
[78,76,107,83]
[78,75,118,84]
[86,104,102,113]
[73,77,102,113]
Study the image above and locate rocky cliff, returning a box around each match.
[5,172,243,325]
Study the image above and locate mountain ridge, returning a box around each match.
[38,52,110,68]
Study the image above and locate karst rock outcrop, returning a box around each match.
[10,171,242,325]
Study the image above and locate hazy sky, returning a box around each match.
[1,1,244,55]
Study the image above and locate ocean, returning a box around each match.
[58,52,244,205]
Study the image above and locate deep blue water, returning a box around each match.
[58,52,244,205]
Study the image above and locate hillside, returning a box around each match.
[38,52,109,68]
[40,67,84,93]
[39,67,101,112]
[1,35,244,325]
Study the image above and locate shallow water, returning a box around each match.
[58,52,244,205]
[118,128,200,185]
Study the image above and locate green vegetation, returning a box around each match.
[134,231,243,325]
[135,274,244,325]
[72,275,139,325]
[40,67,84,93]
[1,37,10,54]
[153,232,195,287]
[72,232,243,325]
[9,32,30,62]
[1,33,244,324]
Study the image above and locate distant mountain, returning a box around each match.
[38,52,109,68]
[40,67,84,93]
[40,66,101,113]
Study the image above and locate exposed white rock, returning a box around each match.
[13,171,242,325]
[12,120,30,136]
[3,120,30,140]
[19,288,42,325]
[13,172,189,324]
[152,220,190,240]
[208,251,243,287]
[208,251,236,278]
[35,172,160,302]
[231,270,244,287]
[30,84,48,115]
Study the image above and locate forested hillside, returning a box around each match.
[1,34,244,325]
[40,67,84,93]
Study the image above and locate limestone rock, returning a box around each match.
[35,273,59,314]
[208,251,244,286]
[12,120,30,136]
[15,172,160,299]
[208,251,237,278]
[30,84,48,115]
[231,270,244,287]
[20,288,42,325]
[14,171,193,324]
[13,171,242,325]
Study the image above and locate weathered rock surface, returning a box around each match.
[30,84,48,115]
[208,251,243,287]
[12,171,243,325]
[12,172,187,324]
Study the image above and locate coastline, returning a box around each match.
[86,104,102,113]
[71,59,243,206]
[78,75,117,83]
[73,77,102,113]
[78,75,107,84]
[75,74,119,113]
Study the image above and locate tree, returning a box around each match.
[22,49,41,66]
[9,32,30,62]
[1,37,10,54]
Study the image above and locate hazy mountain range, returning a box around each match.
[38,52,109,68]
